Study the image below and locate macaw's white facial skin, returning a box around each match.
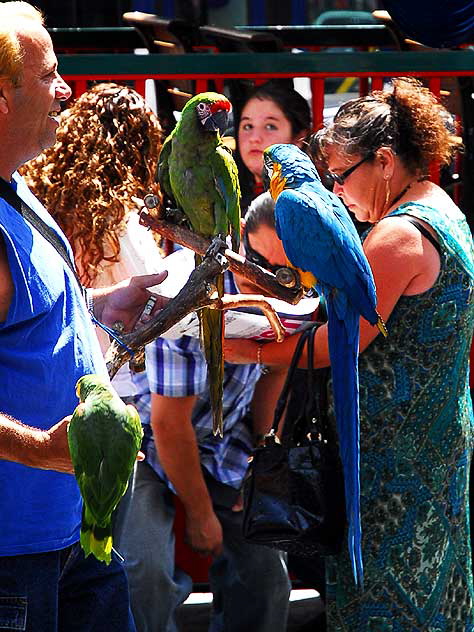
[238,97,302,184]
[0,19,71,179]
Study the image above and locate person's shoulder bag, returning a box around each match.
[242,324,346,557]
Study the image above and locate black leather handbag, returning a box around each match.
[242,325,346,557]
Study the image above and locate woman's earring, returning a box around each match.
[385,179,391,208]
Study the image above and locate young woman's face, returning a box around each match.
[238,97,301,183]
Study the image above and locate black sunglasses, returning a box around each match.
[325,153,373,186]
[243,230,283,275]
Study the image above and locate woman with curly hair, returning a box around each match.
[23,82,165,403]
[23,82,163,286]
[225,77,474,629]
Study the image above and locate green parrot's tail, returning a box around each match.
[80,505,113,565]
[198,274,225,438]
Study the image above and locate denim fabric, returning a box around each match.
[114,461,291,632]
[0,543,136,631]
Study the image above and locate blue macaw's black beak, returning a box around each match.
[263,153,273,172]
[204,109,229,134]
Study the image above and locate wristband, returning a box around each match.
[84,288,95,316]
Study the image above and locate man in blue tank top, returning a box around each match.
[0,3,166,630]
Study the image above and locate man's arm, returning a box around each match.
[0,233,74,472]
[150,393,223,557]
[0,414,73,473]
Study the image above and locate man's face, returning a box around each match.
[9,22,71,164]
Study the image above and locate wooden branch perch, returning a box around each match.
[218,294,286,343]
[105,255,285,378]
[139,209,303,305]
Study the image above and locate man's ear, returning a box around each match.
[0,80,11,115]
[240,217,246,238]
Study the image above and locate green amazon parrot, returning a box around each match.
[67,374,143,564]
[157,92,241,437]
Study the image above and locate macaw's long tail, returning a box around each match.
[198,272,225,437]
[327,298,363,587]
[80,504,113,565]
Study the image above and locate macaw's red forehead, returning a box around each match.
[209,99,231,113]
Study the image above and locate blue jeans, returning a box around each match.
[114,461,291,632]
[0,542,136,631]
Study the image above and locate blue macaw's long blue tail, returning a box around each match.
[326,294,363,587]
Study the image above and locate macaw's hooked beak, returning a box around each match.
[263,152,273,187]
[203,109,229,134]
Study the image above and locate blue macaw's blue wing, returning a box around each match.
[326,299,363,586]
[275,184,378,327]
[273,149,378,586]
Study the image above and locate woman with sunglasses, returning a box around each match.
[226,77,474,629]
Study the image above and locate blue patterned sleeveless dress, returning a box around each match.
[325,202,474,630]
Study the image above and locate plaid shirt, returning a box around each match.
[143,272,261,490]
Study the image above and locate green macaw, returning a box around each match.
[157,92,241,437]
[67,374,143,564]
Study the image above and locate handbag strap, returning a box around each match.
[270,324,318,435]
[0,177,84,292]
[304,323,317,422]
[305,325,336,443]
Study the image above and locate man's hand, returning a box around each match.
[184,507,224,557]
[91,272,168,331]
[33,417,144,474]
[35,417,75,473]
[0,415,74,474]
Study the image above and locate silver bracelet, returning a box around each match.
[84,288,95,317]
[139,295,158,322]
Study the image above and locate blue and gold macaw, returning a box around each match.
[264,143,387,586]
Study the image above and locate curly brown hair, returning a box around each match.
[311,77,462,176]
[22,82,163,286]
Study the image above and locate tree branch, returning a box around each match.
[105,255,285,378]
[139,209,303,305]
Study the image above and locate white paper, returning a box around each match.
[158,247,318,340]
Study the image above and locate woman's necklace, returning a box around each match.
[388,180,416,210]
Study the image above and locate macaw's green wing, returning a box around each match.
[212,144,241,252]
[157,133,175,203]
